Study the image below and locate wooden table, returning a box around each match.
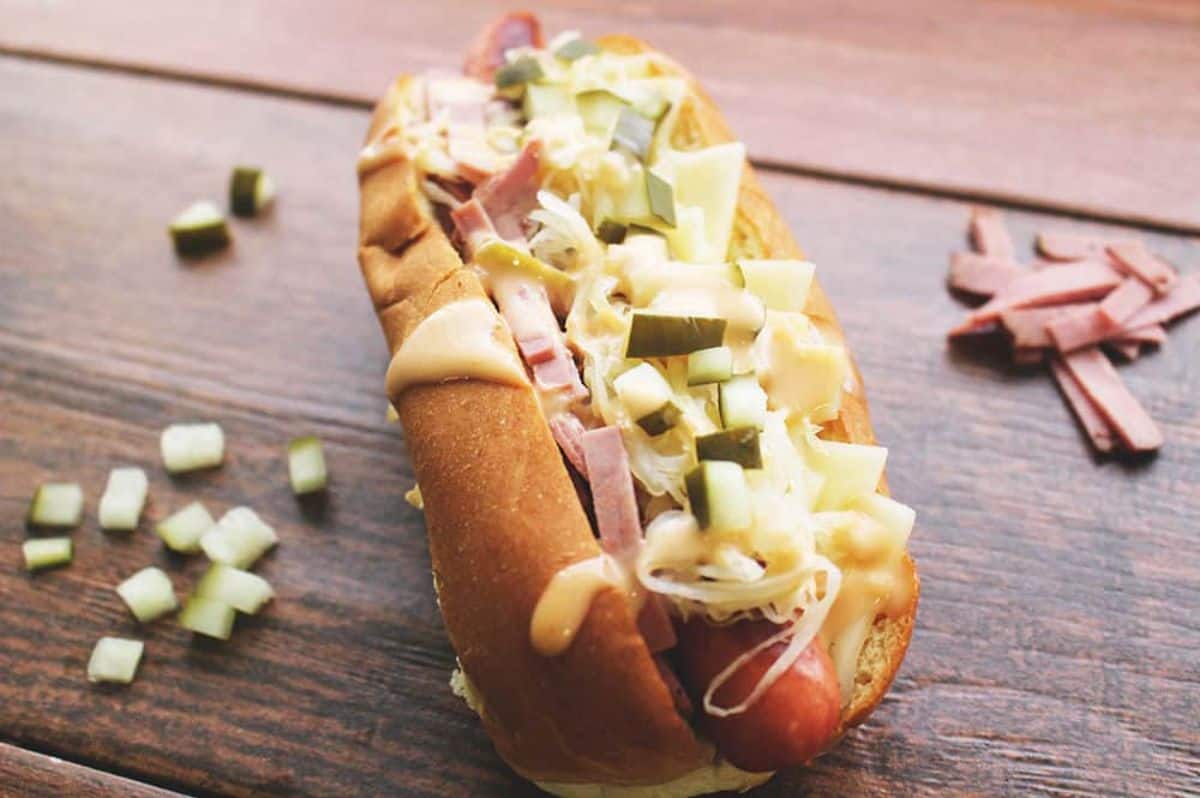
[2,2,1197,796]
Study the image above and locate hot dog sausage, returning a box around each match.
[673,618,841,772]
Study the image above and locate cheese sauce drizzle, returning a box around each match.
[384,299,529,399]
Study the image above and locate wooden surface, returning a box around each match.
[0,743,183,798]
[2,0,1200,232]
[1,4,1199,797]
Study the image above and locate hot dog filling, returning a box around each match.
[369,22,916,766]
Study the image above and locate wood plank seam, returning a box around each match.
[0,738,193,798]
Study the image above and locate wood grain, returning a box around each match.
[0,743,184,798]
[2,53,1199,796]
[1,1,1199,232]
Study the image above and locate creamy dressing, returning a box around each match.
[529,554,642,656]
[384,299,529,399]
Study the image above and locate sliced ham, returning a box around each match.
[1047,285,1189,354]
[548,412,589,478]
[476,139,542,242]
[533,351,587,395]
[947,252,1025,297]
[1123,273,1200,329]
[1036,231,1113,262]
[637,596,678,654]
[1061,348,1163,452]
[1106,241,1178,296]
[462,11,544,81]
[969,207,1015,259]
[1098,277,1154,327]
[1048,356,1115,453]
[1116,324,1167,345]
[949,261,1121,337]
[515,334,556,365]
[1046,306,1121,354]
[1000,304,1090,349]
[494,279,589,402]
[450,198,497,256]
[581,426,643,557]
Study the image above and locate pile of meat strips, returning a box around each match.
[947,209,1199,455]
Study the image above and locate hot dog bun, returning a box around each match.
[357,33,918,797]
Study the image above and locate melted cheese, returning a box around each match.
[384,299,529,399]
[530,554,642,656]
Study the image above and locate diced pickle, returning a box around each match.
[555,38,600,62]
[169,201,230,256]
[636,403,681,437]
[687,346,734,385]
[612,106,656,159]
[625,312,726,358]
[494,56,544,92]
[229,166,275,217]
[646,170,676,228]
[576,90,628,144]
[685,461,751,532]
[596,219,628,244]
[696,426,762,469]
[474,238,574,294]
[718,374,768,429]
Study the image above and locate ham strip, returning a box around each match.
[450,198,498,255]
[1047,306,1121,354]
[969,207,1015,259]
[1036,231,1116,262]
[638,596,678,653]
[1000,304,1091,349]
[462,11,544,80]
[494,280,588,402]
[1098,277,1154,327]
[949,261,1121,337]
[1115,324,1167,345]
[476,140,542,242]
[948,252,1025,297]
[1046,283,1192,354]
[581,427,643,557]
[1106,241,1178,296]
[515,334,556,365]
[1123,274,1200,329]
[1049,356,1115,453]
[1061,348,1163,452]
[548,412,589,477]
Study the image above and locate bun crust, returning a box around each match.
[360,78,713,785]
[357,34,918,791]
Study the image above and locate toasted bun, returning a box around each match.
[357,33,917,796]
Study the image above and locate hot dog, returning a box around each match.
[357,12,919,796]
[674,619,841,773]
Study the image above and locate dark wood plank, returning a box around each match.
[0,743,184,798]
[2,0,1199,232]
[2,54,1199,796]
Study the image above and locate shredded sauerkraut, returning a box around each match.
[404,41,915,716]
